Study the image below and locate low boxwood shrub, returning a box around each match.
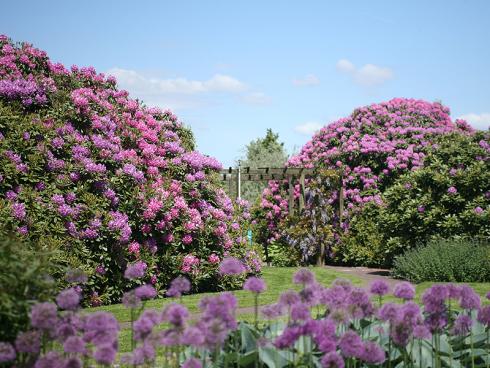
[392,237,490,283]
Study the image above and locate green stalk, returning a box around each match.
[419,339,422,368]
[486,329,489,368]
[254,293,258,329]
[471,330,475,368]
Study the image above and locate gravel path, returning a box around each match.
[324,265,398,287]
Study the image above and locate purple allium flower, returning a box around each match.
[243,277,266,294]
[133,315,156,340]
[30,302,58,330]
[447,186,457,195]
[474,206,484,215]
[32,351,63,368]
[0,342,16,363]
[124,261,147,280]
[293,268,315,286]
[166,276,191,297]
[15,330,41,353]
[182,357,203,368]
[56,287,80,310]
[279,290,301,307]
[218,257,245,275]
[261,303,284,319]
[84,312,119,340]
[181,326,205,347]
[339,330,363,358]
[370,280,389,296]
[65,268,88,284]
[477,305,490,327]
[320,351,345,368]
[134,284,157,300]
[274,325,303,349]
[459,285,481,310]
[162,303,189,327]
[393,281,415,300]
[122,291,142,308]
[63,335,86,354]
[290,302,310,321]
[64,357,82,368]
[378,303,399,322]
[413,324,432,339]
[93,345,116,365]
[360,341,386,364]
[452,314,473,336]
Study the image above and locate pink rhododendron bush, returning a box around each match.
[0,35,260,305]
[254,98,489,265]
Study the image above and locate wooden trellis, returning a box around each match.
[219,166,343,218]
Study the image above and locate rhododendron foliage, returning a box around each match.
[0,35,259,303]
[256,98,476,250]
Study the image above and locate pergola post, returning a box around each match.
[299,169,305,212]
[288,175,295,216]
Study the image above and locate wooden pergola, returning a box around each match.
[219,166,344,219]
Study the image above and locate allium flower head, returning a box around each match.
[321,351,345,368]
[459,285,481,310]
[293,268,315,286]
[93,345,116,365]
[0,342,16,363]
[56,287,80,310]
[218,257,245,275]
[162,303,189,327]
[63,335,86,354]
[122,291,142,308]
[477,305,490,327]
[279,290,301,307]
[369,279,389,296]
[452,314,473,336]
[134,284,157,300]
[166,276,191,297]
[15,330,41,354]
[360,341,386,364]
[243,277,266,293]
[30,302,58,330]
[413,324,431,339]
[124,261,147,280]
[393,281,415,300]
[182,357,203,368]
[339,330,363,358]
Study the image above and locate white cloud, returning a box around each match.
[295,121,323,135]
[457,113,490,130]
[106,68,252,110]
[241,92,271,105]
[336,59,393,87]
[292,74,320,86]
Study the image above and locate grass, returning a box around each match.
[85,266,490,353]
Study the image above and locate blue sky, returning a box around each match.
[2,1,489,166]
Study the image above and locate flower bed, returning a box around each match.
[2,263,490,367]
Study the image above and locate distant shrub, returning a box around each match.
[0,235,59,343]
[265,242,301,267]
[392,237,490,283]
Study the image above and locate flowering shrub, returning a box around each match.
[0,35,260,304]
[337,132,490,266]
[254,98,485,264]
[3,266,490,367]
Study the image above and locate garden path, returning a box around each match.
[323,265,398,287]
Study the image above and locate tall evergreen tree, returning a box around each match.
[238,129,288,204]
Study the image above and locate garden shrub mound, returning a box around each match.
[0,35,260,305]
[255,98,489,264]
[392,238,490,283]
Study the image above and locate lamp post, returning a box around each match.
[237,160,241,200]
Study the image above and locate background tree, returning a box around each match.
[238,129,289,204]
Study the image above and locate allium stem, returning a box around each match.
[254,293,259,329]
[487,329,490,368]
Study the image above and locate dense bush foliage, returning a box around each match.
[336,132,490,266]
[392,238,490,283]
[0,35,260,305]
[3,266,490,367]
[0,235,59,344]
[253,99,488,266]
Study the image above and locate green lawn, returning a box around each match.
[86,267,490,353]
